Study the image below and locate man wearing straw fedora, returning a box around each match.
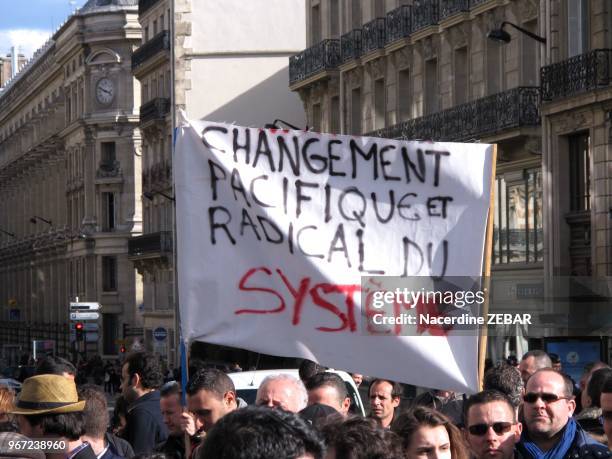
[10,374,96,459]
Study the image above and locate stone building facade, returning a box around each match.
[131,0,306,365]
[0,0,142,362]
[290,0,612,360]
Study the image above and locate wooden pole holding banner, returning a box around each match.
[478,144,498,390]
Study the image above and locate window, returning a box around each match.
[493,169,543,264]
[330,96,340,133]
[569,132,591,211]
[101,142,116,166]
[102,256,117,291]
[101,192,116,231]
[398,68,411,121]
[374,0,385,18]
[568,0,588,57]
[350,87,361,134]
[311,4,321,44]
[351,0,361,29]
[374,78,386,130]
[424,59,439,115]
[454,47,468,105]
[521,21,538,86]
[102,313,118,355]
[330,0,339,38]
[487,41,502,95]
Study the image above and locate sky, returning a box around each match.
[0,0,88,58]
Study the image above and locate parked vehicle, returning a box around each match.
[229,369,365,416]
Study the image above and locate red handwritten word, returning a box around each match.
[235,267,359,332]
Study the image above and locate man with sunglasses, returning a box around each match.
[517,369,610,459]
[464,390,522,459]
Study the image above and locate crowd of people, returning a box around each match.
[0,349,611,458]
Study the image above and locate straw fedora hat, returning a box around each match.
[10,374,86,415]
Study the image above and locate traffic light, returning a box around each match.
[75,322,84,341]
[120,345,126,354]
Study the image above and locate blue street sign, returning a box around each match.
[153,327,168,342]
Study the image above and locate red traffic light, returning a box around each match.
[75,322,84,330]
[120,345,126,353]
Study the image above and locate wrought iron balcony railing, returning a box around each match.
[289,53,305,85]
[128,231,173,258]
[386,5,412,44]
[140,98,170,125]
[440,0,470,20]
[541,49,612,101]
[341,30,363,63]
[362,18,386,54]
[289,39,340,84]
[366,87,540,141]
[305,39,340,76]
[96,160,121,179]
[412,0,439,32]
[138,0,161,16]
[132,30,170,71]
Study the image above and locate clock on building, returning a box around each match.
[95,77,115,105]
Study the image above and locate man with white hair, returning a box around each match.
[256,374,308,413]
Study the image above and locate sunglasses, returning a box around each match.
[523,392,571,404]
[468,422,513,436]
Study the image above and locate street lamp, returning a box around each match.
[488,21,546,44]
[264,119,304,130]
[144,190,175,201]
[30,215,53,227]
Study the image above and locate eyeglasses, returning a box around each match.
[523,392,572,404]
[468,422,514,436]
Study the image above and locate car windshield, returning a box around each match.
[236,389,258,406]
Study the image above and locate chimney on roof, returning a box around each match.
[11,46,18,77]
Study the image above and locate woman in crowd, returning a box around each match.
[392,405,469,459]
[0,386,16,432]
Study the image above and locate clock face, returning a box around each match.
[96,78,115,105]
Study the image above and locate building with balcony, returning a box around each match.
[0,0,142,363]
[131,0,306,365]
[290,0,612,361]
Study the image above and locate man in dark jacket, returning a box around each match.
[79,385,133,459]
[517,369,610,459]
[121,353,168,454]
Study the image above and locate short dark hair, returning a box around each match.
[483,363,524,407]
[601,375,612,395]
[23,412,85,441]
[321,416,403,459]
[124,353,163,390]
[464,390,516,426]
[198,406,324,459]
[368,379,403,399]
[392,406,468,459]
[521,350,552,368]
[587,368,612,408]
[548,353,561,364]
[299,360,325,382]
[529,369,574,398]
[305,372,348,403]
[78,384,109,439]
[35,356,76,377]
[160,381,181,398]
[186,368,235,398]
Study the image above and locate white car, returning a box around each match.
[228,369,365,416]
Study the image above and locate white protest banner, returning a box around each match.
[175,114,494,392]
